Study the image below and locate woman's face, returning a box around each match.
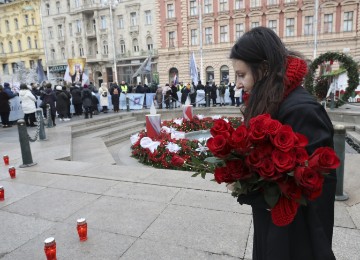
[232,59,255,94]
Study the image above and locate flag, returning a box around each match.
[189,52,198,84]
[63,65,72,83]
[36,59,47,84]
[132,55,152,78]
[173,74,178,84]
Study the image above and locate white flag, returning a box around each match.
[190,52,198,84]
[63,66,72,83]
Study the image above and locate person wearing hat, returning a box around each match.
[19,83,37,127]
[81,84,93,119]
[55,85,70,121]
[40,83,57,126]
[98,82,109,113]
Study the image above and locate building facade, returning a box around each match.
[156,0,360,86]
[0,0,45,78]
[41,0,158,87]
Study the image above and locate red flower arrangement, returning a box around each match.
[175,114,340,226]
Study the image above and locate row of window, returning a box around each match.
[0,15,36,33]
[0,37,38,54]
[2,60,36,75]
[184,12,354,47]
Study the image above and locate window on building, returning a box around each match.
[267,20,276,32]
[31,15,35,25]
[2,64,9,75]
[50,49,55,60]
[56,1,60,14]
[118,15,124,28]
[145,10,152,25]
[206,66,214,82]
[29,60,35,69]
[12,63,18,73]
[205,27,213,44]
[235,0,244,9]
[147,37,153,50]
[191,29,198,45]
[25,15,29,26]
[324,14,333,33]
[0,19,2,33]
[250,0,261,7]
[17,40,22,52]
[27,37,32,49]
[133,39,139,52]
[284,0,296,2]
[268,0,277,5]
[120,40,126,54]
[251,22,260,29]
[286,18,295,36]
[58,24,63,37]
[34,38,38,49]
[167,4,174,18]
[220,25,228,43]
[130,12,137,26]
[100,16,107,29]
[9,41,13,53]
[304,16,313,35]
[14,18,18,29]
[219,0,228,12]
[67,0,70,11]
[88,45,92,55]
[344,11,353,32]
[46,3,50,15]
[71,45,75,57]
[76,20,82,33]
[5,20,9,32]
[190,0,198,16]
[235,23,244,39]
[75,0,80,8]
[220,65,229,84]
[69,23,73,36]
[79,45,84,56]
[48,27,53,39]
[61,47,65,59]
[169,31,175,47]
[0,42,4,53]
[103,41,109,54]
[204,0,212,13]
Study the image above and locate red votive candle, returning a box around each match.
[44,237,57,260]
[3,155,9,166]
[77,218,88,241]
[0,186,4,201]
[8,166,16,179]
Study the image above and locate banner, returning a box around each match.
[190,52,199,84]
[132,55,152,78]
[64,58,89,86]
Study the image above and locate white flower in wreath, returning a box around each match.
[196,114,204,120]
[211,115,222,120]
[130,133,140,145]
[173,118,183,126]
[223,118,229,123]
[161,126,171,133]
[171,131,185,140]
[140,137,160,153]
[195,142,209,155]
[166,142,181,153]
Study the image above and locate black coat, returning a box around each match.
[0,91,10,113]
[71,87,82,105]
[55,90,69,116]
[81,89,92,108]
[240,87,336,260]
[40,89,57,116]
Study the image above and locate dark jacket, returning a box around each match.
[40,88,57,115]
[71,87,82,105]
[239,87,336,260]
[81,88,92,108]
[0,91,11,113]
[55,90,69,116]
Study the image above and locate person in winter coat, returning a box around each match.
[81,85,93,119]
[0,84,14,128]
[204,82,212,107]
[231,27,337,260]
[210,82,217,106]
[189,82,197,106]
[155,85,163,109]
[19,83,37,127]
[181,83,191,104]
[218,81,227,106]
[62,86,72,119]
[98,82,109,113]
[228,82,235,106]
[109,83,121,112]
[70,84,83,116]
[171,84,179,108]
[40,83,57,126]
[55,86,70,121]
[234,85,243,107]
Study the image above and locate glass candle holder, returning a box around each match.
[8,166,16,179]
[77,218,87,241]
[3,155,9,166]
[44,237,57,260]
[0,186,4,201]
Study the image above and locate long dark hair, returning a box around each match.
[230,27,288,124]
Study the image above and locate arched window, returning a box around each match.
[120,40,126,54]
[220,65,229,84]
[133,38,139,53]
[61,47,65,59]
[0,42,4,53]
[88,45,92,55]
[17,40,22,51]
[71,45,75,57]
[146,37,153,51]
[79,44,84,56]
[9,41,13,53]
[34,37,38,49]
[50,48,55,60]
[169,67,179,84]
[206,66,214,83]
[14,18,19,29]
[27,36,32,49]
[103,41,108,54]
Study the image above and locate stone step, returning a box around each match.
[70,113,133,130]
[104,125,146,147]
[347,130,360,147]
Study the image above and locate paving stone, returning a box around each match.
[104,181,180,203]
[0,210,54,256]
[244,221,254,259]
[121,238,240,260]
[141,204,252,258]
[334,201,356,228]
[347,202,360,229]
[64,196,167,237]
[5,170,62,187]
[171,188,252,214]
[332,226,360,260]
[2,188,99,221]
[2,222,135,260]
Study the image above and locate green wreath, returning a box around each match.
[304,52,359,106]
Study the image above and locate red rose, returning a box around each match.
[246,147,265,168]
[214,166,232,184]
[266,119,282,136]
[206,135,232,158]
[257,158,279,180]
[271,125,297,152]
[294,133,308,147]
[277,178,302,201]
[271,196,300,226]
[308,147,340,173]
[294,147,309,164]
[294,166,324,200]
[272,149,296,173]
[210,119,234,138]
[229,125,250,152]
[171,155,185,167]
[225,160,252,180]
[248,114,270,142]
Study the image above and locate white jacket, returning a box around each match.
[19,89,37,114]
[98,86,109,106]
[234,87,243,99]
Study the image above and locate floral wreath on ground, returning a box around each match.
[130,115,242,170]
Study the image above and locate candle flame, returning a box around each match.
[150,101,157,115]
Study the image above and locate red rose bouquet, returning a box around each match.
[184,114,340,226]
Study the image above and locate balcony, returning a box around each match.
[129,25,139,33]
[86,30,96,38]
[71,3,103,15]
[0,53,7,62]
[57,36,65,44]
[249,5,262,11]
[284,1,298,7]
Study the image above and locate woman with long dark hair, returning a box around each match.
[230,27,336,260]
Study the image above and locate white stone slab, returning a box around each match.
[334,201,356,228]
[332,226,360,260]
[348,202,360,229]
